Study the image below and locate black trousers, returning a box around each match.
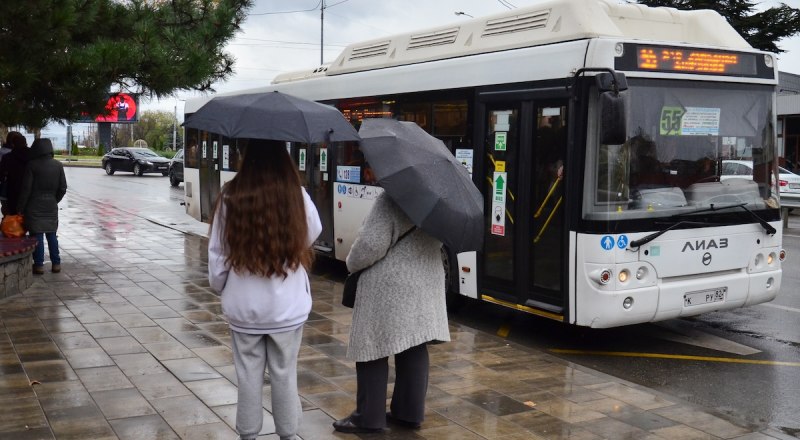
[354,343,429,429]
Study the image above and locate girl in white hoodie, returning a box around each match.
[208,140,321,440]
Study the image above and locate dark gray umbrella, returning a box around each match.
[358,119,483,253]
[183,91,360,143]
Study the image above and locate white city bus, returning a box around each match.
[183,0,785,328]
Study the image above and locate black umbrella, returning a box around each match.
[183,91,360,143]
[358,119,483,253]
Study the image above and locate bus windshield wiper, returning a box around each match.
[628,220,718,249]
[671,203,776,236]
[629,203,776,249]
[733,203,776,235]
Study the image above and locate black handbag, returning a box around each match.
[341,270,362,308]
[341,226,417,308]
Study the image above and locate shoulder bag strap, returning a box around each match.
[395,225,417,245]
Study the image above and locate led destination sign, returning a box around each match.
[636,46,757,76]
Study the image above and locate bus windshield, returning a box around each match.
[585,79,777,221]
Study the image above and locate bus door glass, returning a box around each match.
[528,103,568,307]
[199,131,221,222]
[479,99,568,313]
[482,104,521,291]
[312,143,335,255]
[289,142,332,254]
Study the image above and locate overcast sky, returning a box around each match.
[50,0,800,144]
[138,0,800,115]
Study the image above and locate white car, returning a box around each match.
[721,159,800,208]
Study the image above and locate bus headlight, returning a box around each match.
[767,253,775,265]
[618,269,629,283]
[636,266,648,280]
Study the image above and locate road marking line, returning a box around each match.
[760,302,800,314]
[550,349,800,367]
[497,324,511,338]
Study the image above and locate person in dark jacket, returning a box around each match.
[17,138,67,274]
[0,131,30,216]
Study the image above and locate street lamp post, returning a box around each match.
[66,124,72,157]
[320,0,326,65]
[173,103,177,151]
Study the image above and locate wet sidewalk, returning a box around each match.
[0,192,796,440]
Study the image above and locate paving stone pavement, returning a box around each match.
[0,191,796,440]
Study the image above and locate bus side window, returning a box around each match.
[337,144,377,185]
[185,133,199,169]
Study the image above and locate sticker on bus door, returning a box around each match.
[491,171,507,236]
[319,148,328,172]
[299,149,306,171]
[455,149,473,176]
[494,132,508,151]
[222,144,229,169]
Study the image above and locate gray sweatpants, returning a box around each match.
[231,327,304,440]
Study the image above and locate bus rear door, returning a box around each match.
[478,92,569,320]
[199,133,221,223]
[292,143,335,258]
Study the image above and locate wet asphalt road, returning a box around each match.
[65,166,800,436]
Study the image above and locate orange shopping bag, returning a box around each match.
[1,214,26,238]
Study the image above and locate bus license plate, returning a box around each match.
[684,287,727,307]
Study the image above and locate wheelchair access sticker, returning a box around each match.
[600,235,628,251]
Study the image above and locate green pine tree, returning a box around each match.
[637,0,800,53]
[0,0,253,129]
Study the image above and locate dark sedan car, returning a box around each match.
[168,148,184,187]
[102,147,170,176]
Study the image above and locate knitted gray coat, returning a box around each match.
[345,193,450,362]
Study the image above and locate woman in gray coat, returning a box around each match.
[333,192,450,433]
[18,138,67,274]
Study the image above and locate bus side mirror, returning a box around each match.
[596,72,628,93]
[600,91,627,145]
[596,71,628,145]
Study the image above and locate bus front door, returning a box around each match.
[479,97,568,319]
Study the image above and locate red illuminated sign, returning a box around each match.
[78,93,139,123]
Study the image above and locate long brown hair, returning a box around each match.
[211,140,313,278]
